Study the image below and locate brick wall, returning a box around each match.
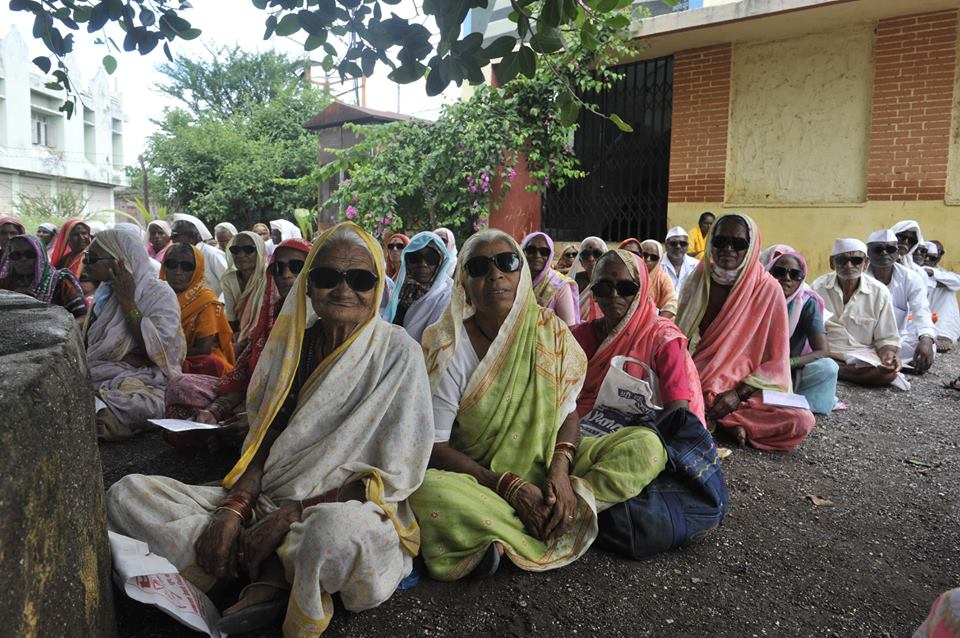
[867,10,958,200]
[668,43,731,203]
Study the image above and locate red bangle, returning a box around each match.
[496,472,520,500]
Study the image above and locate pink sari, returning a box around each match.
[575,250,705,424]
[676,214,814,451]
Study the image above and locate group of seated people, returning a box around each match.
[1,209,957,636]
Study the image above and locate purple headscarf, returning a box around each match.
[0,234,84,305]
[763,245,824,350]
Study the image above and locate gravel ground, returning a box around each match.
[102,349,960,637]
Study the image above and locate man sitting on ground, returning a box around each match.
[662,226,699,298]
[811,239,902,387]
[865,229,936,375]
[922,240,960,352]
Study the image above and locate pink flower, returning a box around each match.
[345,205,357,220]
[472,200,478,207]
[472,222,480,231]
[508,169,517,180]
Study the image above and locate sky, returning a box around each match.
[0,1,458,165]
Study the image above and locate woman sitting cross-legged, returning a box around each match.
[160,243,236,377]
[381,231,453,343]
[107,222,434,636]
[762,245,838,415]
[84,225,186,441]
[409,230,667,580]
[571,249,705,423]
[675,214,815,451]
[639,239,678,319]
[520,231,579,326]
[0,234,88,319]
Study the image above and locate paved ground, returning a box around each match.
[102,350,960,637]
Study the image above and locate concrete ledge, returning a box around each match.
[0,290,116,638]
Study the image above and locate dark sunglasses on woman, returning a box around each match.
[592,279,641,298]
[229,245,257,256]
[642,252,660,262]
[834,255,865,267]
[524,246,551,258]
[464,252,523,278]
[6,250,34,261]
[405,250,442,267]
[269,259,305,276]
[712,236,750,252]
[387,243,405,251]
[869,244,898,255]
[308,266,378,292]
[82,253,116,265]
[580,249,605,260]
[561,250,578,259]
[770,266,804,282]
[164,258,197,272]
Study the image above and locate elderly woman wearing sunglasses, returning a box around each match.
[762,245,838,414]
[410,230,666,580]
[83,225,186,441]
[520,231,579,326]
[619,238,678,318]
[0,234,87,318]
[382,231,453,342]
[676,214,815,451]
[161,243,236,377]
[221,231,268,351]
[171,239,314,445]
[108,222,434,636]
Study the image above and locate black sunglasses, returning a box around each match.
[666,241,689,249]
[82,253,115,265]
[712,235,750,252]
[6,250,34,261]
[163,258,197,272]
[308,266,378,292]
[834,255,865,267]
[771,266,805,282]
[386,243,406,251]
[464,252,523,278]
[580,249,605,260]
[229,245,257,256]
[405,250,442,267]
[269,259,305,276]
[524,245,551,258]
[592,279,641,298]
[624,248,641,256]
[895,232,917,245]
[561,250,578,259]
[869,244,898,255]
[642,252,660,262]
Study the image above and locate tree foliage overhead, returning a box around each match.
[12,0,675,115]
[144,47,330,229]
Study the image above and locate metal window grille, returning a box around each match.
[543,56,673,242]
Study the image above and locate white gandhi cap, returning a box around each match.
[832,238,868,256]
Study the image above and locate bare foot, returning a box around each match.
[733,426,747,449]
[222,581,287,617]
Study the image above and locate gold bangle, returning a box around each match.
[214,506,244,522]
[553,449,574,465]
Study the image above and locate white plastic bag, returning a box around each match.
[580,356,662,437]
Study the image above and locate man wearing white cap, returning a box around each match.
[919,240,960,351]
[811,239,902,387]
[662,226,699,298]
[865,229,936,374]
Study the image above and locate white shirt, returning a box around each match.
[662,254,699,298]
[199,243,228,296]
[926,266,960,342]
[867,263,935,339]
[811,272,901,356]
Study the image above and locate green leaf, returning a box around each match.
[425,59,446,96]
[559,95,581,127]
[275,14,301,36]
[496,50,520,84]
[102,54,117,74]
[609,113,634,133]
[178,28,202,41]
[32,56,51,74]
[45,82,63,90]
[517,46,536,78]
[483,35,516,59]
[388,62,427,84]
[297,10,329,36]
[529,25,563,54]
[251,0,269,8]
[304,33,327,51]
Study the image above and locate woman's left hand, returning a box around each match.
[236,502,299,580]
[110,260,137,308]
[706,390,741,421]
[541,462,577,539]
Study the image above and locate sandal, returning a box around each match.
[944,377,960,391]
[217,581,289,635]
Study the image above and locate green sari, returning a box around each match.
[412,233,666,580]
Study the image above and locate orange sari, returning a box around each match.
[48,218,90,278]
[161,245,235,373]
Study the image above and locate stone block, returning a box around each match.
[0,290,116,637]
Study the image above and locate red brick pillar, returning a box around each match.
[867,10,958,200]
[668,44,731,203]
[488,158,541,240]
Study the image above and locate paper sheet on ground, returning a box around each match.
[148,418,222,432]
[109,531,223,638]
[762,390,810,410]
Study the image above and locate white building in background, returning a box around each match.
[0,27,127,215]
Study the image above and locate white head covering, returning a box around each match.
[269,219,303,241]
[214,222,238,238]
[867,229,897,244]
[87,220,106,236]
[38,222,57,233]
[148,220,172,234]
[569,236,607,278]
[171,213,213,241]
[890,219,926,272]
[925,241,939,256]
[433,227,458,275]
[832,238,868,256]
[665,226,688,241]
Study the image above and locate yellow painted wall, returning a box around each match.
[667,201,960,277]
[727,26,875,204]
